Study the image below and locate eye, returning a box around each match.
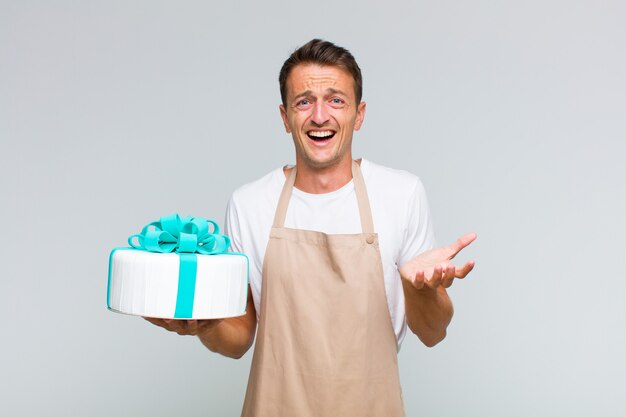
[295,98,312,110]
[329,97,345,107]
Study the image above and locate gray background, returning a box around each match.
[1,0,625,416]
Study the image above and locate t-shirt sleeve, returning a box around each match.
[224,194,244,254]
[397,178,436,267]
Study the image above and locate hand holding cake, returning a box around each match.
[143,296,258,359]
[143,318,224,336]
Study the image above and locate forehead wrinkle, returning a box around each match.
[287,65,355,101]
[326,87,347,97]
[302,75,338,90]
[292,88,348,101]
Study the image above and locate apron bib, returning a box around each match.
[241,161,405,417]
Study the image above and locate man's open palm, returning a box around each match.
[400,232,477,291]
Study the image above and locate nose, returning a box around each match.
[310,101,330,126]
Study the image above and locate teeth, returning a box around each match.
[308,131,334,138]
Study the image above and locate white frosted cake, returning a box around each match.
[107,248,248,319]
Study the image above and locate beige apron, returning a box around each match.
[241,161,405,417]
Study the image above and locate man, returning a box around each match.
[147,39,476,416]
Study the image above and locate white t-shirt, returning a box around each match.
[224,159,436,350]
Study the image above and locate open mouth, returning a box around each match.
[307,130,336,141]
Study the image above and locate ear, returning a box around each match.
[353,101,366,131]
[279,104,291,133]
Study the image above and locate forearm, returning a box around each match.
[402,280,453,347]
[198,290,257,359]
[198,316,255,359]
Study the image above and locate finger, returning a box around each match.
[442,264,456,288]
[145,317,181,333]
[161,318,183,333]
[164,318,183,332]
[447,232,477,259]
[174,320,188,335]
[427,265,443,289]
[411,270,425,290]
[198,319,224,332]
[144,317,167,328]
[455,260,475,279]
[187,320,198,335]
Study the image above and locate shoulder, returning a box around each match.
[229,167,285,207]
[361,159,426,197]
[227,167,287,228]
[361,158,431,235]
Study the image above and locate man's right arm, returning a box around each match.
[197,288,257,358]
[144,286,257,359]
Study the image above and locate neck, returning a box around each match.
[290,157,358,194]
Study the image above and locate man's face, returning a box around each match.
[280,64,366,171]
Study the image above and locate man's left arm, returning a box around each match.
[399,233,476,347]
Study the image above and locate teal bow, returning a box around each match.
[128,214,231,255]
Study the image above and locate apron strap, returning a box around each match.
[272,160,375,234]
[351,160,375,234]
[273,166,297,228]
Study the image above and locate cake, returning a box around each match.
[106,215,248,319]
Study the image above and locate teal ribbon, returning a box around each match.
[128,214,231,318]
[128,214,230,255]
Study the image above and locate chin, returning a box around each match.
[304,156,347,170]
